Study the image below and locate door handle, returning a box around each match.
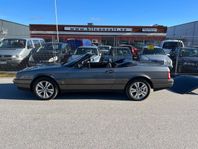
[105,70,114,73]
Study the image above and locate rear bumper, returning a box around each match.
[13,78,31,90]
[153,79,174,91]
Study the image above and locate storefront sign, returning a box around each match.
[64,27,133,32]
[142,28,158,32]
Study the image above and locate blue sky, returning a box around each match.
[0,0,197,27]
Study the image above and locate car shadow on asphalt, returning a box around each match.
[169,75,198,94]
[0,83,129,101]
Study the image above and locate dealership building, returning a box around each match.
[167,21,198,47]
[30,24,167,46]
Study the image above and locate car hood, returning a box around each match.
[0,48,23,56]
[20,64,63,72]
[69,55,97,60]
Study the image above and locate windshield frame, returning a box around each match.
[63,53,92,67]
[74,47,98,55]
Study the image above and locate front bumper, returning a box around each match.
[13,78,32,90]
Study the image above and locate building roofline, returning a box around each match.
[0,19,29,27]
[29,24,167,28]
[169,20,198,27]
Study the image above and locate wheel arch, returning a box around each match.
[30,75,60,91]
[125,76,153,90]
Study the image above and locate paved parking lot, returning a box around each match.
[0,77,198,149]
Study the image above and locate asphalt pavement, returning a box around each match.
[0,77,198,149]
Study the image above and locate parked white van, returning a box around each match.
[0,38,45,68]
[161,40,184,54]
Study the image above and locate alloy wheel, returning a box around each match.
[129,81,149,100]
[35,81,55,99]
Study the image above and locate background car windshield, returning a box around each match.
[163,42,183,49]
[0,39,26,49]
[38,43,61,51]
[180,48,198,57]
[98,46,110,51]
[143,48,165,55]
[113,48,131,56]
[75,48,97,55]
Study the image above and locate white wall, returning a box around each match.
[0,19,30,39]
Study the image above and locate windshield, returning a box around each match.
[143,48,165,55]
[163,42,183,50]
[179,48,198,57]
[37,43,61,52]
[0,39,26,49]
[112,48,131,56]
[64,54,91,67]
[98,46,110,51]
[75,48,98,55]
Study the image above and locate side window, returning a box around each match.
[61,44,67,53]
[40,40,45,47]
[27,40,33,49]
[33,40,41,49]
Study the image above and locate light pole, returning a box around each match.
[54,0,59,42]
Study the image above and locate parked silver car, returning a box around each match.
[14,54,173,101]
[140,45,173,68]
[0,38,44,68]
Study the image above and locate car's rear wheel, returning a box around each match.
[33,78,59,100]
[126,79,150,101]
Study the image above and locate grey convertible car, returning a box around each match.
[14,54,173,101]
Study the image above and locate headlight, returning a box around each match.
[12,55,19,58]
[48,56,58,62]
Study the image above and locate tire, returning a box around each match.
[126,79,151,101]
[32,77,59,100]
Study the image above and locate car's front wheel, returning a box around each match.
[126,79,150,101]
[33,78,59,100]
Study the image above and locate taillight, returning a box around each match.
[168,71,171,80]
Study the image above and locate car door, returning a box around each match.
[20,40,33,59]
[61,65,115,90]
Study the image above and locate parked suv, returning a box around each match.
[161,40,184,54]
[0,38,44,69]
[174,47,198,74]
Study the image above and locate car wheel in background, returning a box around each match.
[33,77,59,100]
[126,79,150,101]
